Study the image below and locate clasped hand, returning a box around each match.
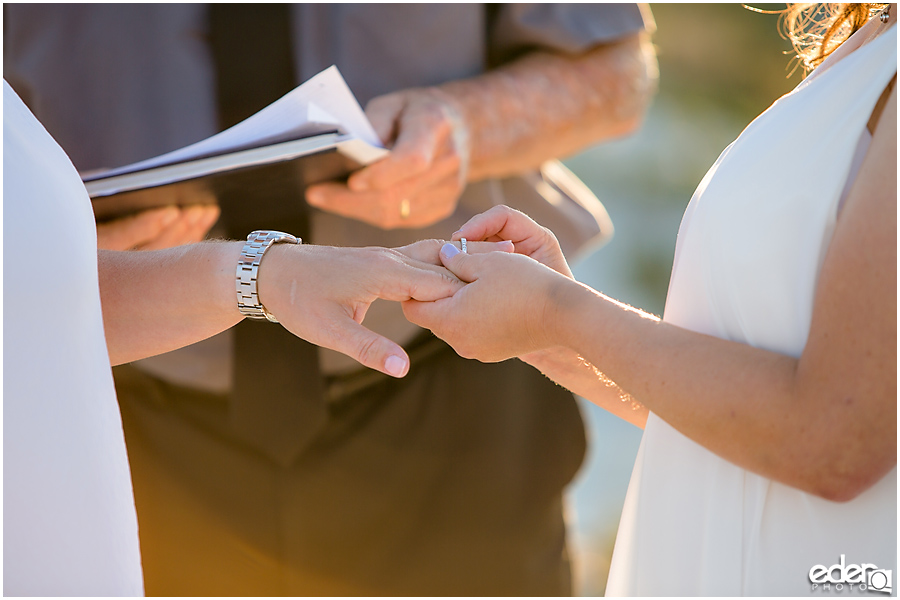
[256,205,572,379]
[306,87,469,230]
[254,236,514,379]
[402,205,580,363]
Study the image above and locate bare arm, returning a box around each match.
[554,88,896,501]
[442,202,652,427]
[98,239,466,376]
[405,89,896,500]
[442,33,658,181]
[520,346,650,428]
[98,241,242,365]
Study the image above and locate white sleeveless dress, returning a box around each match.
[3,81,144,595]
[605,26,897,596]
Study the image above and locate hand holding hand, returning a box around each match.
[451,205,579,366]
[306,87,469,230]
[257,244,465,377]
[97,204,220,250]
[393,237,514,267]
[403,241,577,363]
[451,205,573,277]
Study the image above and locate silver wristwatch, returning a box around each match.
[235,230,301,323]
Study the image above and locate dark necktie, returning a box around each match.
[209,3,327,465]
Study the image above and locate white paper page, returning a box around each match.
[92,66,383,178]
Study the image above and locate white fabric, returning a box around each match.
[3,81,144,596]
[606,26,897,596]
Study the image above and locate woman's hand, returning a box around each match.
[403,242,578,363]
[258,244,465,377]
[306,87,469,230]
[96,204,220,250]
[394,237,515,266]
[451,205,573,277]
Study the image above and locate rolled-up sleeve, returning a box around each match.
[489,3,653,63]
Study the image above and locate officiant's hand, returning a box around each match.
[96,205,220,251]
[305,87,469,230]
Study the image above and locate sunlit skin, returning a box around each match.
[403,84,896,502]
[98,238,509,378]
[306,33,658,230]
[96,204,221,251]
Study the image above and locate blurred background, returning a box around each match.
[563,4,802,595]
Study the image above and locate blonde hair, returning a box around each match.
[780,4,889,73]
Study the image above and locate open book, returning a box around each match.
[83,66,388,221]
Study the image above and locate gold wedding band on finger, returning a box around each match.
[399,198,410,220]
[460,238,467,253]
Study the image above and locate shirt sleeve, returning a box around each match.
[488,3,653,65]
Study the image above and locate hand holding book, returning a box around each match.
[96,204,221,251]
[307,86,469,230]
[82,66,387,223]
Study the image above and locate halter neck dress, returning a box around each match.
[605,24,897,596]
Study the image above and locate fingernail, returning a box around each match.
[441,242,460,259]
[450,230,462,240]
[498,240,514,252]
[384,355,408,378]
[307,190,322,205]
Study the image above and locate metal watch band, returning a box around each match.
[236,230,301,323]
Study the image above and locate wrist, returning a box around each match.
[429,84,472,184]
[199,240,247,322]
[235,230,301,323]
[545,277,596,354]
[253,242,305,325]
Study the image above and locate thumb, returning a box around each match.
[331,318,411,378]
[439,242,480,283]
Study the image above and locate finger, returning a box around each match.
[306,182,375,222]
[308,179,456,230]
[307,182,410,229]
[145,205,218,249]
[401,296,457,334]
[181,204,220,242]
[96,206,180,250]
[329,317,411,378]
[450,205,537,243]
[377,256,464,302]
[349,146,459,196]
[191,205,221,238]
[466,240,514,254]
[351,111,451,192]
[137,205,212,250]
[438,242,483,283]
[382,172,465,229]
[364,93,406,145]
[396,239,514,265]
[451,205,557,258]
